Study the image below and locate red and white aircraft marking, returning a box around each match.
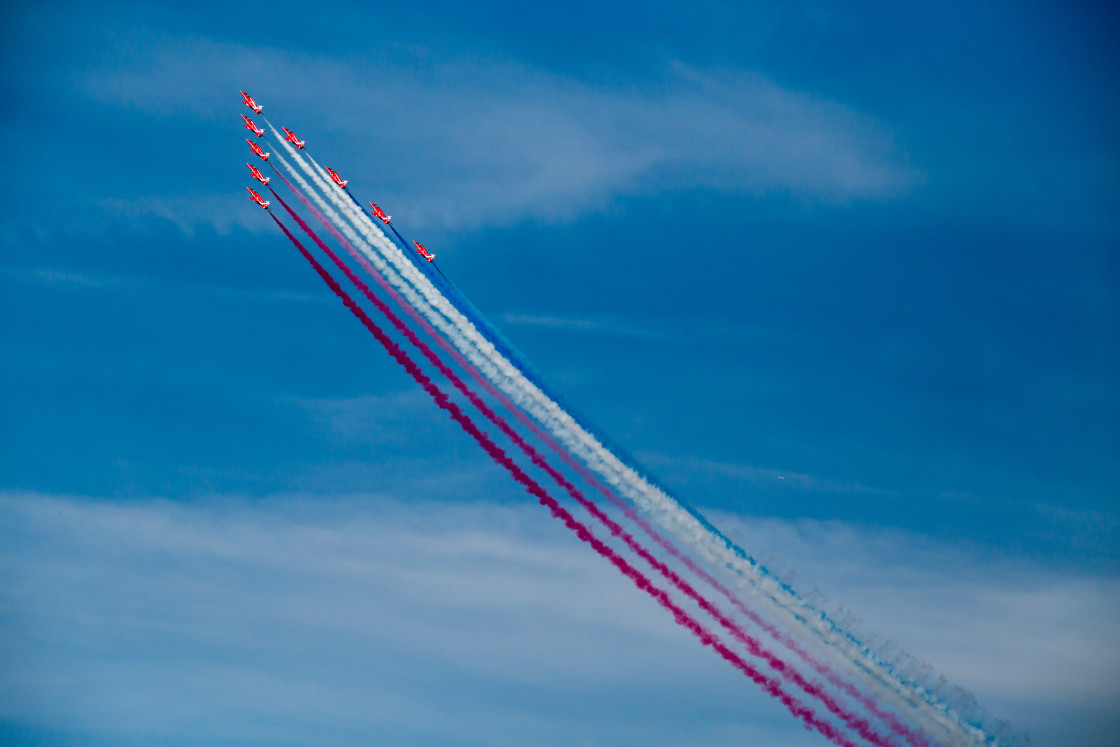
[282,127,305,149]
[242,114,264,137]
[324,166,349,189]
[369,203,392,224]
[241,90,263,114]
[247,187,270,209]
[246,163,270,185]
[247,139,270,161]
[413,241,436,262]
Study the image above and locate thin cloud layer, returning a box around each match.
[2,491,1117,745]
[97,195,273,236]
[81,38,920,229]
[641,453,899,497]
[713,512,1120,745]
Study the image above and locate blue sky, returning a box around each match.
[1,1,1118,744]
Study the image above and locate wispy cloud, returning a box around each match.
[97,194,271,236]
[501,311,786,346]
[284,389,446,447]
[502,312,681,343]
[2,264,325,304]
[639,452,898,497]
[28,267,124,288]
[0,194,273,244]
[0,490,774,745]
[711,512,1120,720]
[2,491,1116,745]
[81,38,921,229]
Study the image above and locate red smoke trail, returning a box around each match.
[267,209,862,747]
[504,429,928,746]
[268,176,906,747]
[269,171,919,745]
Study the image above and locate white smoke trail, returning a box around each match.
[267,127,988,744]
[263,123,998,746]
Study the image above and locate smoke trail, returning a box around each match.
[379,219,556,407]
[263,127,987,744]
[274,140,1009,747]
[267,207,865,747]
[270,182,904,747]
[267,134,823,615]
[274,139,949,739]
[363,207,937,747]
[326,191,930,746]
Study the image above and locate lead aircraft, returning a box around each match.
[241,90,263,113]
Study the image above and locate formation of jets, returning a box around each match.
[240,91,440,266]
[247,187,270,209]
[283,127,305,149]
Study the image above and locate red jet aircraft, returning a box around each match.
[247,187,270,209]
[241,90,263,113]
[246,163,270,185]
[413,241,436,262]
[369,203,392,224]
[242,114,264,137]
[282,127,305,149]
[247,139,270,161]
[324,166,349,189]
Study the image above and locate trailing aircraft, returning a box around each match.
[247,163,270,185]
[247,186,270,209]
